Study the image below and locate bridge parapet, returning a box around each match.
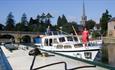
[0,31,41,43]
[0,31,39,35]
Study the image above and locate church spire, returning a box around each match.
[81,0,87,26]
[83,0,85,17]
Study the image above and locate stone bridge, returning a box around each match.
[0,31,41,43]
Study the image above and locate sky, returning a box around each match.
[0,0,115,25]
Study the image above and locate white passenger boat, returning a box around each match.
[35,31,102,61]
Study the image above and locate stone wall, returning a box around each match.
[112,30,115,37]
[103,37,115,66]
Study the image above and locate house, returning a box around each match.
[108,17,115,37]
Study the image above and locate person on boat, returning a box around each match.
[46,26,51,35]
[82,27,89,47]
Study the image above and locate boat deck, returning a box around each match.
[0,46,109,70]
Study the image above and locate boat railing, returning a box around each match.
[45,31,69,36]
[31,61,96,70]
[31,61,67,70]
[30,56,96,70]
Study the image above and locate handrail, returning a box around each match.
[68,65,96,70]
[32,61,67,70]
[32,61,96,70]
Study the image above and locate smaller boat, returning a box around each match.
[35,31,102,61]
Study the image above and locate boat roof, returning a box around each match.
[40,31,79,39]
[42,34,78,39]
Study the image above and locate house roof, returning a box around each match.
[109,17,115,22]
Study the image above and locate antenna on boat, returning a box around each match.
[72,25,78,37]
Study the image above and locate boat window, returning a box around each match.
[44,39,48,46]
[88,42,98,46]
[64,45,72,48]
[59,37,65,42]
[53,31,58,35]
[67,36,73,41]
[49,39,52,46]
[74,43,83,48]
[73,37,78,41]
[56,45,63,49]
[84,52,92,59]
[53,38,58,44]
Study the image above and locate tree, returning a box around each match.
[100,10,112,36]
[46,13,52,18]
[57,15,68,27]
[36,14,40,24]
[45,13,53,25]
[21,13,28,31]
[5,12,15,31]
[28,17,39,32]
[40,13,46,23]
[21,13,28,26]
[61,14,68,25]
[85,19,96,30]
[15,22,25,31]
[57,16,62,27]
[0,23,4,30]
[29,17,34,25]
[64,21,78,34]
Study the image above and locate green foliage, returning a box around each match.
[15,13,29,31]
[15,23,25,31]
[3,12,78,33]
[60,21,78,34]
[57,14,68,28]
[36,14,40,23]
[5,12,15,31]
[100,10,112,36]
[46,13,53,18]
[61,14,68,25]
[0,24,4,30]
[57,16,62,27]
[86,19,96,29]
[40,13,46,23]
[27,13,53,32]
[21,13,28,25]
[92,31,100,38]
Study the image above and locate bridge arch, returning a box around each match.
[21,35,31,43]
[0,31,40,43]
[0,34,15,43]
[0,34,14,39]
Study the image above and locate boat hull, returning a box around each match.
[38,47,100,61]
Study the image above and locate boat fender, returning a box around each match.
[28,48,42,56]
[41,52,49,57]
